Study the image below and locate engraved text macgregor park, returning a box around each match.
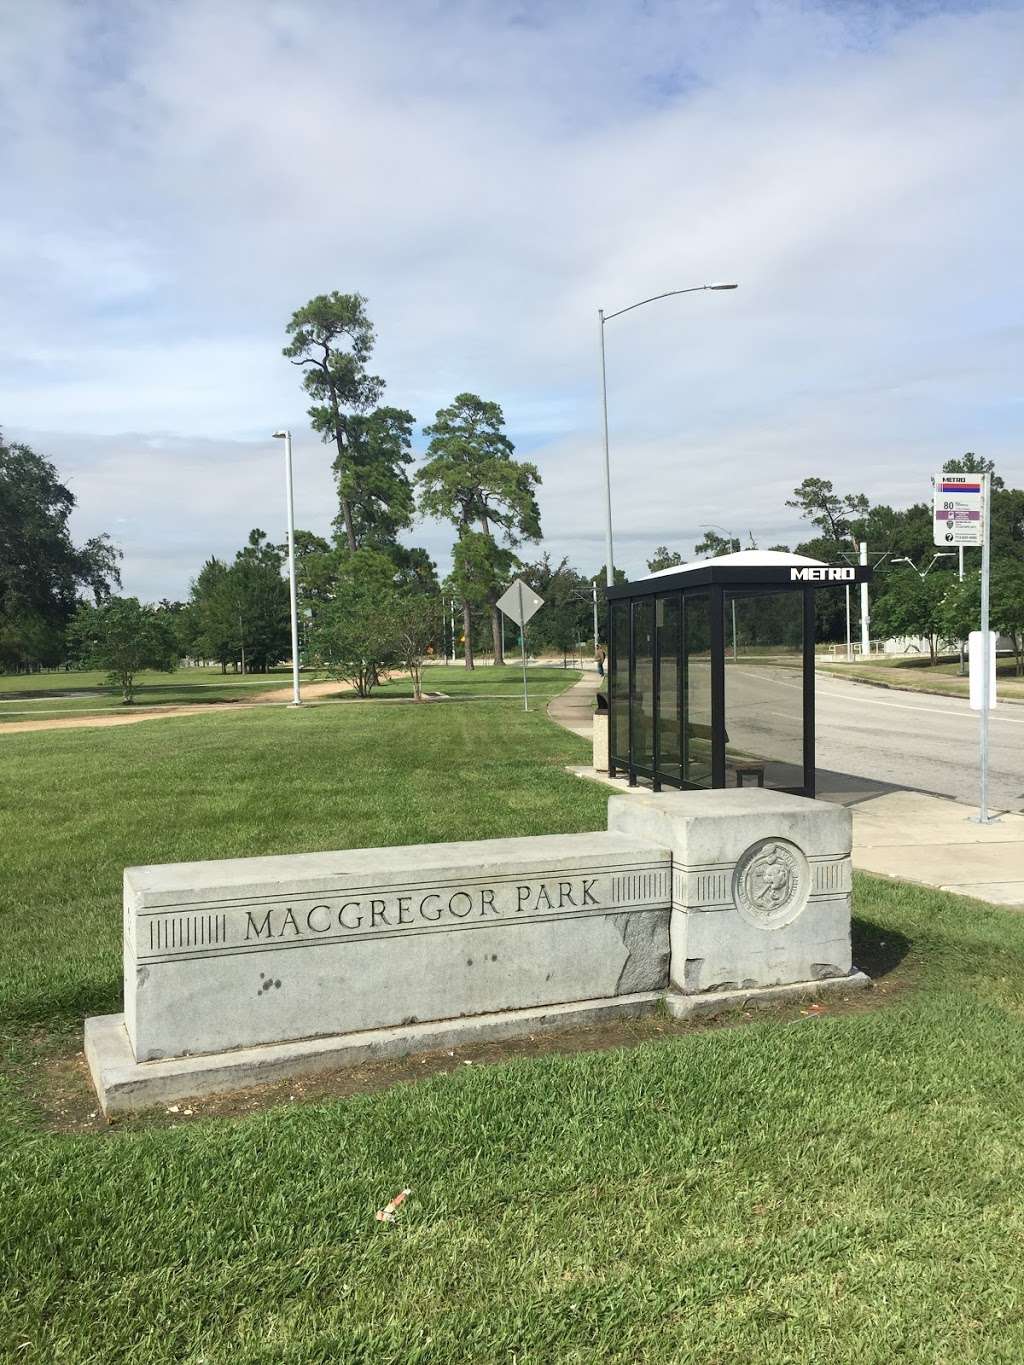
[243,877,601,942]
[138,874,608,961]
[88,788,867,1112]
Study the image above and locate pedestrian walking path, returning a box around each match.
[548,673,1024,910]
[545,668,602,740]
[852,790,1024,908]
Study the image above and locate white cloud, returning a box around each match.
[2,0,1022,596]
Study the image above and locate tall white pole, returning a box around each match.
[283,431,301,706]
[598,309,614,588]
[859,541,870,657]
[845,585,852,662]
[592,581,599,657]
[978,471,992,823]
[958,545,965,674]
[517,581,529,712]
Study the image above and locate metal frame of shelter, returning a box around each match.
[606,562,872,799]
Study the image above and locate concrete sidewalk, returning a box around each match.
[548,675,1024,910]
[851,790,1024,907]
[546,669,603,740]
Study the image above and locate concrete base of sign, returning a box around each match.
[85,991,663,1115]
[664,968,870,1021]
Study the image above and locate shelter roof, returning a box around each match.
[641,549,825,579]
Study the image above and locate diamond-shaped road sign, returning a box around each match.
[497,578,544,628]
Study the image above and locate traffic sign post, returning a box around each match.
[497,578,544,711]
[936,472,996,822]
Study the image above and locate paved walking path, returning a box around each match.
[851,790,1024,908]
[549,673,1024,910]
[545,669,602,739]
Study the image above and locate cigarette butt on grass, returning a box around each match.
[375,1188,412,1223]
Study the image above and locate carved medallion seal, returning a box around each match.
[732,838,810,929]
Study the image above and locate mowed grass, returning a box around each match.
[0,661,574,717]
[0,665,321,717]
[4,680,1024,1361]
[818,653,1024,701]
[0,670,593,1031]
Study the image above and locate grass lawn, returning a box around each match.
[818,653,1024,702]
[3,675,1024,1362]
[0,661,578,718]
[0,665,322,718]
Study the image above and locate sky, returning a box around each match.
[2,0,1022,599]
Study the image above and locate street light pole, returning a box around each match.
[598,308,614,590]
[597,282,737,589]
[273,429,302,707]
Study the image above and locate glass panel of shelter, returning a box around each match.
[656,595,682,785]
[681,592,713,787]
[609,600,629,768]
[722,588,804,791]
[630,598,656,776]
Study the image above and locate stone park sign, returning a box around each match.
[86,789,867,1113]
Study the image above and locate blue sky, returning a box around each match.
[2,0,1021,598]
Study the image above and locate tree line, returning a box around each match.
[4,289,1023,693]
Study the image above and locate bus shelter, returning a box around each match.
[606,550,871,798]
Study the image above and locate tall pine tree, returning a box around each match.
[417,394,540,667]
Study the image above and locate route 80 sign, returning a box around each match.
[933,472,985,548]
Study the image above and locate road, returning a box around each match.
[732,666,1024,811]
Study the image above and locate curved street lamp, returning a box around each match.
[598,283,738,587]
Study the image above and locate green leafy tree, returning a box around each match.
[519,554,592,662]
[390,544,439,596]
[693,530,740,559]
[646,546,685,573]
[308,549,402,696]
[285,531,334,627]
[945,452,1004,492]
[68,597,178,702]
[187,532,290,674]
[283,295,434,581]
[337,406,416,549]
[417,393,541,667]
[787,478,870,550]
[232,529,291,673]
[940,563,1024,675]
[871,569,956,663]
[189,557,238,671]
[385,591,444,700]
[0,432,121,668]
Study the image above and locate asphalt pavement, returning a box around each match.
[805,669,1024,812]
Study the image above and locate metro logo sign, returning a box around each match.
[933,471,985,547]
[789,567,855,582]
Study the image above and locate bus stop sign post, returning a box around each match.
[934,470,995,823]
[497,578,545,712]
